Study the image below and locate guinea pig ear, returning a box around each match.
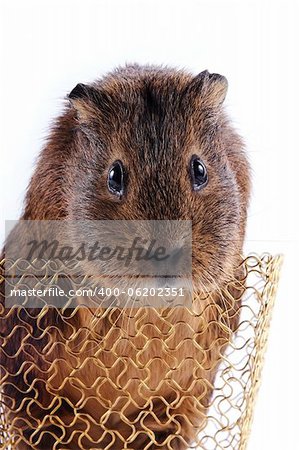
[191,70,228,108]
[68,83,101,121]
[68,83,90,100]
[68,83,101,103]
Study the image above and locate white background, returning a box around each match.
[0,0,298,448]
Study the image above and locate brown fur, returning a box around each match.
[0,65,250,449]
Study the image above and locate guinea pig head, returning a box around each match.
[24,65,251,293]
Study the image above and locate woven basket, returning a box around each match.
[0,254,282,450]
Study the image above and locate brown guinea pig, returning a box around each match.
[1,65,251,450]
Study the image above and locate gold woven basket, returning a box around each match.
[0,254,282,450]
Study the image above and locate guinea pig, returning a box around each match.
[0,64,251,449]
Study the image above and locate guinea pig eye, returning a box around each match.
[190,155,208,190]
[107,161,125,197]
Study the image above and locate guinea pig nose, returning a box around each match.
[168,246,185,269]
[149,245,185,276]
